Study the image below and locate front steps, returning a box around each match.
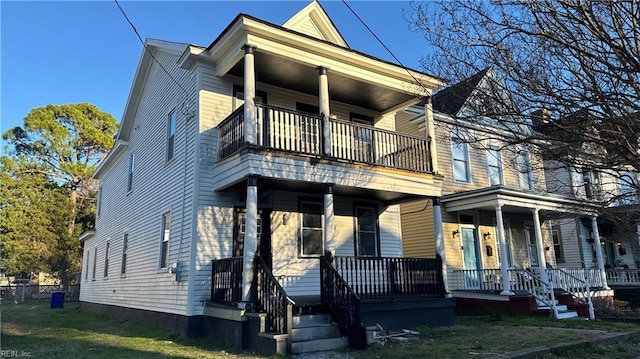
[534,302,579,319]
[291,313,349,353]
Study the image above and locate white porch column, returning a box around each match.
[424,95,438,173]
[432,198,451,297]
[243,45,257,145]
[240,176,259,306]
[591,216,609,289]
[317,66,331,156]
[495,203,513,295]
[532,207,549,284]
[323,184,335,255]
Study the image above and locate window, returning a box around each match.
[121,232,128,275]
[92,247,97,281]
[486,145,503,186]
[515,149,534,190]
[355,206,378,257]
[85,250,90,281]
[104,241,110,278]
[97,184,103,216]
[452,138,471,183]
[127,153,135,192]
[551,227,564,262]
[160,213,171,268]
[167,110,176,161]
[233,210,263,258]
[300,201,323,257]
[619,171,638,204]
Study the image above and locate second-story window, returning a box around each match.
[486,144,503,186]
[515,149,534,190]
[127,153,135,192]
[452,138,471,183]
[167,110,176,161]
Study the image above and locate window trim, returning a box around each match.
[97,184,103,217]
[486,143,503,186]
[451,137,471,183]
[121,232,129,276]
[298,199,324,258]
[551,226,564,263]
[353,204,380,257]
[160,212,171,269]
[515,149,534,190]
[127,153,135,193]
[85,250,90,281]
[166,110,176,162]
[92,247,97,281]
[104,240,110,278]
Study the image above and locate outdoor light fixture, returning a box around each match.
[452,230,460,238]
[282,213,290,226]
[483,232,492,240]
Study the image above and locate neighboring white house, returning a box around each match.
[80,1,453,353]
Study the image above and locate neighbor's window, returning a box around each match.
[355,206,378,257]
[452,138,471,183]
[167,110,176,161]
[515,149,534,190]
[486,145,503,186]
[552,227,564,262]
[92,247,97,281]
[619,171,638,205]
[97,184,103,216]
[300,201,323,257]
[104,241,110,278]
[127,153,135,192]
[85,250,90,281]
[121,232,129,275]
[160,212,171,268]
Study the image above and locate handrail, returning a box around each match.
[254,255,294,351]
[211,257,243,305]
[509,269,558,318]
[320,255,364,349]
[546,268,595,320]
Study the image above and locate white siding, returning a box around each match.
[81,47,197,315]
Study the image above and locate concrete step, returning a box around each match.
[291,336,349,354]
[292,313,332,328]
[537,304,567,312]
[556,310,579,319]
[292,323,342,342]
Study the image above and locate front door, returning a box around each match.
[525,224,539,268]
[461,227,482,287]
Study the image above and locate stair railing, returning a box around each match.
[546,268,595,320]
[319,255,364,349]
[254,255,295,352]
[509,269,558,318]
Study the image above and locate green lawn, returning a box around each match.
[2,303,639,359]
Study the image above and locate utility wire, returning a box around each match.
[114,0,190,97]
[340,0,431,97]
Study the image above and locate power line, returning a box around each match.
[113,0,190,97]
[340,0,431,98]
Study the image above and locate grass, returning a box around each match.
[2,303,639,359]
[1,303,266,359]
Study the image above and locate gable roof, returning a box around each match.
[282,0,348,47]
[432,68,490,116]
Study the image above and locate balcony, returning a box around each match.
[218,104,432,174]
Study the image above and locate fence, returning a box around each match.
[1,284,80,304]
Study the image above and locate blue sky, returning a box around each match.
[1,1,431,142]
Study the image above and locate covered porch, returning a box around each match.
[440,186,609,319]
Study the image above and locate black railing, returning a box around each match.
[211,257,243,305]
[254,255,294,348]
[333,256,445,299]
[320,255,364,348]
[217,104,432,173]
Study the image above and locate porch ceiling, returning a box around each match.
[228,52,418,113]
[441,186,596,216]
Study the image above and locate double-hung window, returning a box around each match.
[551,227,564,262]
[121,232,129,275]
[92,247,97,281]
[167,111,176,161]
[127,154,135,192]
[300,201,323,257]
[160,213,171,268]
[452,138,471,183]
[104,241,110,278]
[486,144,503,186]
[515,149,534,190]
[355,205,378,257]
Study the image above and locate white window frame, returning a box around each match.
[121,232,129,275]
[104,240,110,278]
[451,137,471,183]
[299,201,324,258]
[85,250,90,281]
[515,149,534,190]
[160,212,171,268]
[486,143,503,186]
[551,226,564,263]
[127,153,135,192]
[92,247,97,281]
[166,110,176,162]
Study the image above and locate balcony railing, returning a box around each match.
[217,104,432,173]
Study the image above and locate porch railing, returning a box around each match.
[510,269,558,318]
[332,256,445,298]
[254,255,294,345]
[217,104,432,173]
[320,255,363,348]
[607,269,640,286]
[211,257,243,305]
[452,269,504,291]
[546,268,595,320]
